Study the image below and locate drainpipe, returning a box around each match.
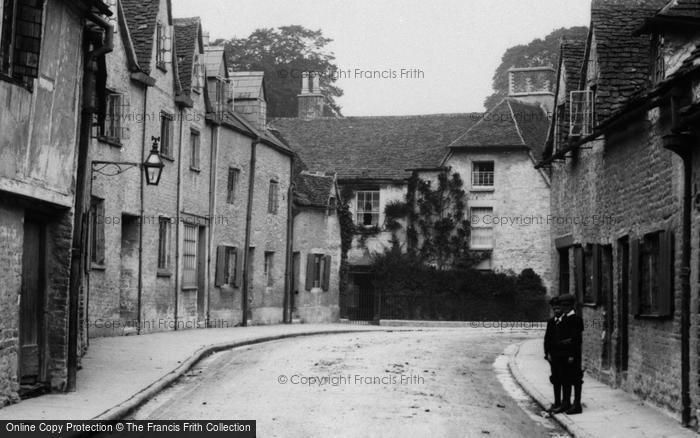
[67,15,113,392]
[206,124,219,326]
[174,106,185,329]
[241,137,260,326]
[136,84,149,335]
[663,91,692,426]
[283,158,295,323]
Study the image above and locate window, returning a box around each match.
[264,252,274,287]
[583,244,596,305]
[215,246,241,287]
[268,180,279,214]
[157,217,172,270]
[631,231,674,317]
[569,90,594,137]
[1,0,44,85]
[227,168,240,204]
[470,207,493,249]
[189,129,200,170]
[650,33,665,84]
[192,54,204,93]
[214,77,226,115]
[305,254,332,291]
[101,92,130,143]
[472,161,494,188]
[356,190,380,227]
[558,248,570,296]
[155,22,171,69]
[182,224,198,289]
[160,112,173,157]
[89,197,105,266]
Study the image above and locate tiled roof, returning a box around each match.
[294,172,335,208]
[173,17,200,94]
[270,114,477,181]
[231,72,264,100]
[449,98,550,158]
[121,0,162,73]
[587,0,669,121]
[658,0,700,18]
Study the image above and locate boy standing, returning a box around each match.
[544,296,563,412]
[551,294,584,415]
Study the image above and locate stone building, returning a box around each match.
[0,0,113,405]
[271,70,554,320]
[538,0,700,427]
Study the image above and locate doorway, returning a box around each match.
[615,237,629,378]
[19,218,47,394]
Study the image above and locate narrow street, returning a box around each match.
[128,330,568,437]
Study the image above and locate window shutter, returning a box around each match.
[215,246,226,287]
[305,254,315,291]
[322,255,332,291]
[630,239,640,316]
[658,230,674,317]
[13,0,44,81]
[591,244,601,305]
[234,248,243,288]
[574,246,584,303]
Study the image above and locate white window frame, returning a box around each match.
[182,224,199,289]
[356,190,380,227]
[569,90,594,137]
[470,207,494,250]
[472,161,494,188]
[157,217,172,271]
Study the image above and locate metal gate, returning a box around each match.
[341,272,377,324]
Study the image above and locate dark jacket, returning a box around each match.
[552,312,584,358]
[544,317,556,358]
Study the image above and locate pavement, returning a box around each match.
[508,338,699,438]
[0,324,398,421]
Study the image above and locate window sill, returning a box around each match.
[581,302,598,308]
[91,263,106,271]
[189,166,201,173]
[635,313,672,320]
[160,154,175,162]
[471,186,494,192]
[0,73,32,91]
[470,246,494,251]
[157,62,167,72]
[156,269,172,278]
[181,286,198,291]
[97,136,123,148]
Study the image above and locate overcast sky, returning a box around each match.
[172,0,591,116]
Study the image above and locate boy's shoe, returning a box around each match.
[552,404,571,414]
[565,404,582,415]
[548,403,561,412]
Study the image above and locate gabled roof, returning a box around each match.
[204,46,228,78]
[121,0,171,74]
[657,0,700,19]
[231,71,265,100]
[584,0,668,121]
[448,98,549,158]
[270,114,477,181]
[173,17,202,94]
[294,172,336,208]
[543,40,587,159]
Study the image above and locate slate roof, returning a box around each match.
[173,17,201,94]
[658,0,700,18]
[270,114,477,181]
[294,172,336,208]
[231,72,265,100]
[586,0,669,121]
[448,99,550,158]
[121,0,164,73]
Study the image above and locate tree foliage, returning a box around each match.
[484,26,589,109]
[218,25,343,118]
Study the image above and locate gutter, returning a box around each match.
[206,123,219,326]
[241,137,260,326]
[68,12,114,391]
[283,159,295,323]
[174,103,185,329]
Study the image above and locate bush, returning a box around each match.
[370,252,548,321]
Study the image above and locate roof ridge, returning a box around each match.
[506,100,527,146]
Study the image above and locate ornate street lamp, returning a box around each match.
[91,136,165,185]
[143,137,165,185]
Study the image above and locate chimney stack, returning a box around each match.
[508,66,555,113]
[297,71,324,120]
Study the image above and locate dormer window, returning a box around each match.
[650,33,665,85]
[569,90,594,137]
[155,22,171,70]
[192,55,204,94]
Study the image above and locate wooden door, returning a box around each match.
[616,238,629,376]
[19,219,46,385]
